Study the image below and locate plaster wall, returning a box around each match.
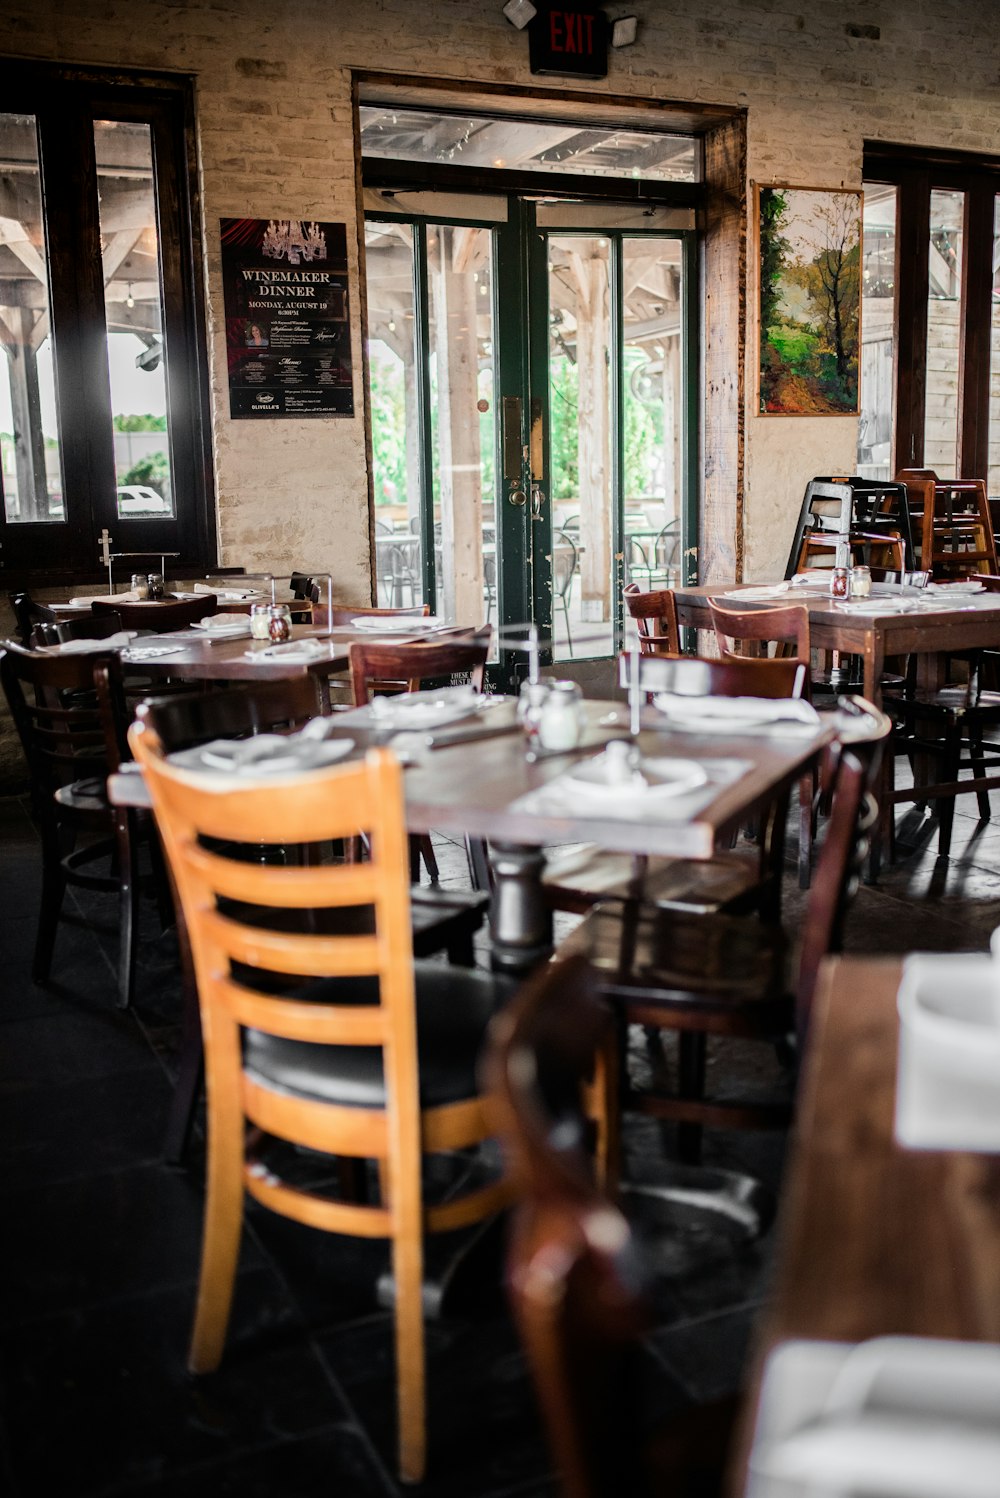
[0,0,998,600]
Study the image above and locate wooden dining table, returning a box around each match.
[731,953,1000,1493]
[673,581,1000,707]
[111,696,835,975]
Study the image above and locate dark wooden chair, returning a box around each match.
[91,594,217,630]
[9,591,60,648]
[483,953,737,1498]
[880,570,1000,857]
[623,583,680,656]
[132,673,490,1164]
[567,714,889,1166]
[708,599,821,887]
[544,654,806,922]
[131,720,510,1485]
[896,469,998,578]
[348,630,492,888]
[0,641,148,1006]
[31,611,125,647]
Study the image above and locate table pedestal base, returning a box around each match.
[488,840,553,977]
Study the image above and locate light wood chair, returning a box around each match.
[483,953,737,1498]
[623,583,680,656]
[129,721,511,1484]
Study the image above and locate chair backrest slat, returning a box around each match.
[623,584,680,656]
[92,595,216,631]
[348,630,491,704]
[620,651,806,701]
[708,600,810,665]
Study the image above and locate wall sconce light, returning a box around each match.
[503,0,537,29]
[611,14,638,47]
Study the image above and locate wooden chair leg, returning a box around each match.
[188,1021,245,1374]
[936,723,962,859]
[419,834,439,883]
[33,823,66,984]
[163,899,203,1167]
[466,836,491,892]
[797,771,814,889]
[677,1032,707,1165]
[967,725,992,822]
[392,1199,427,1484]
[116,809,141,1010]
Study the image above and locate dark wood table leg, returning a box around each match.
[487,840,553,977]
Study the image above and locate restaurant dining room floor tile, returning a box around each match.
[2,791,1000,1497]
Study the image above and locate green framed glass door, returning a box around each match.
[365,194,697,688]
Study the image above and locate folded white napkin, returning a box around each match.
[69,591,143,606]
[196,614,250,631]
[368,685,479,728]
[508,756,749,824]
[246,638,330,661]
[192,582,258,600]
[654,694,820,726]
[56,630,135,654]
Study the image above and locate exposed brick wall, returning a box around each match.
[0,2,996,781]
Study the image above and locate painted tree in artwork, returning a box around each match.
[758,189,790,410]
[789,193,860,405]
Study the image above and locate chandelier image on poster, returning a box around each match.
[220,217,354,418]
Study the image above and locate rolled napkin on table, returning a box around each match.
[69,590,143,606]
[245,638,330,661]
[192,582,260,600]
[53,631,135,654]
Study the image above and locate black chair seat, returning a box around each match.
[410,886,489,955]
[244,962,513,1110]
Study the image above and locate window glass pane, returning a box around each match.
[549,234,611,661]
[426,225,495,634]
[360,106,698,185]
[989,196,1000,501]
[622,236,683,644]
[858,183,896,480]
[365,220,425,609]
[93,120,173,519]
[0,113,63,524]
[924,187,964,478]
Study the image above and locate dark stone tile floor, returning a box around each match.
[1,787,997,1497]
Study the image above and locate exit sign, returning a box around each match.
[529,4,610,80]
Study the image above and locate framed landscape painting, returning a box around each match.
[758,185,862,415]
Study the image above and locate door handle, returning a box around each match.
[508,488,527,507]
[531,486,545,520]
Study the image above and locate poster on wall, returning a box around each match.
[220,217,354,418]
[757,186,861,415]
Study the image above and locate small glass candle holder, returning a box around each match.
[267,603,292,644]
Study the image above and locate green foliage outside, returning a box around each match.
[120,450,170,496]
[370,338,670,521]
[113,413,167,432]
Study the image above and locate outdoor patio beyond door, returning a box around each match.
[365,197,694,683]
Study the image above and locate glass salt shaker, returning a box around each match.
[250,603,272,640]
[130,573,149,600]
[850,564,872,598]
[538,680,585,752]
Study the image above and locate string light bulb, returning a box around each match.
[125,282,135,310]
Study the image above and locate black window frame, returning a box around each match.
[0,60,215,586]
[864,140,1000,482]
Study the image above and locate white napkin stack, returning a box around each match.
[654,694,820,732]
[69,591,143,606]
